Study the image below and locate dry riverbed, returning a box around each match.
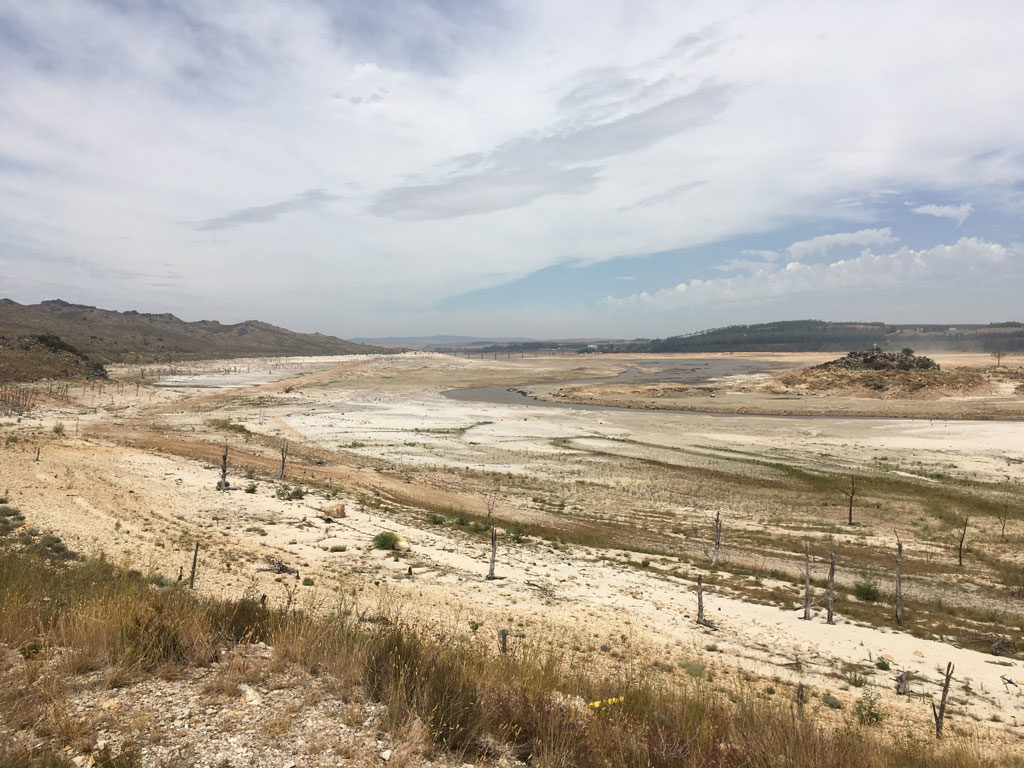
[2,351,1024,759]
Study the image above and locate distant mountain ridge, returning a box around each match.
[349,335,535,346]
[0,299,378,363]
[643,320,1024,354]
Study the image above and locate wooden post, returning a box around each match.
[894,531,904,626]
[497,628,509,655]
[801,542,812,620]
[279,441,288,480]
[932,662,954,737]
[826,550,836,625]
[218,444,228,491]
[34,446,40,462]
[188,542,199,589]
[957,516,968,567]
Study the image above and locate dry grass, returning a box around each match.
[1,546,1017,768]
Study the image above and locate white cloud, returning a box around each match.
[606,238,1017,312]
[787,228,898,261]
[911,203,974,225]
[0,3,1022,335]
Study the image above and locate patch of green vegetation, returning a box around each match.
[205,418,251,435]
[373,531,399,550]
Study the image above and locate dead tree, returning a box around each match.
[487,526,498,580]
[279,440,288,480]
[895,670,911,695]
[826,550,836,625]
[217,444,229,491]
[956,515,968,567]
[188,542,199,589]
[843,476,858,525]
[709,510,723,568]
[485,490,500,580]
[997,501,1011,541]
[932,662,954,738]
[696,574,715,628]
[894,531,904,626]
[801,542,812,620]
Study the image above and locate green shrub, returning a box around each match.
[853,576,880,602]
[373,531,399,550]
[427,513,446,525]
[822,693,843,709]
[289,487,305,500]
[52,422,65,436]
[854,689,883,725]
[843,668,867,688]
[874,658,890,671]
[302,577,314,587]
[244,482,257,494]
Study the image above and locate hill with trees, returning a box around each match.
[0,299,379,364]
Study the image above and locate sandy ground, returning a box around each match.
[2,352,1023,751]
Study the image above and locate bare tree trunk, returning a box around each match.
[998,502,1010,541]
[801,542,812,620]
[710,510,723,568]
[932,662,954,738]
[218,444,228,491]
[844,476,857,525]
[826,550,836,625]
[697,574,705,625]
[279,441,288,480]
[895,670,910,695]
[487,525,498,580]
[188,542,199,589]
[957,515,968,567]
[894,532,904,626]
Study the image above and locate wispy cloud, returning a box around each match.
[372,81,733,219]
[787,228,898,261]
[196,190,340,231]
[911,203,973,225]
[617,180,708,212]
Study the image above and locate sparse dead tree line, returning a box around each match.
[0,385,38,416]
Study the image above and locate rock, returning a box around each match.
[380,749,392,762]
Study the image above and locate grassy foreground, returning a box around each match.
[0,545,1014,768]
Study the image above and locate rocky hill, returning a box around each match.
[0,299,378,364]
[815,349,939,371]
[0,335,107,383]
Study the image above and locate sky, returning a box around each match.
[1,1,1023,340]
